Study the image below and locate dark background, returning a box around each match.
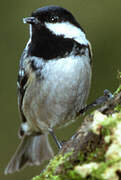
[1,0,121,179]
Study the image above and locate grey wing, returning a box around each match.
[17,50,43,124]
[17,50,28,123]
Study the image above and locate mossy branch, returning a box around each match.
[32,83,121,180]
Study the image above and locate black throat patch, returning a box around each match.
[28,25,75,59]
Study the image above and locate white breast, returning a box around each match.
[40,54,91,127]
[23,54,91,132]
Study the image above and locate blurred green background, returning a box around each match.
[1,0,121,179]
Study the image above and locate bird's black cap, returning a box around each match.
[28,5,81,28]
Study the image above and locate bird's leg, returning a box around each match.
[49,129,62,149]
[50,90,113,148]
[77,89,113,116]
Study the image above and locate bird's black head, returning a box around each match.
[23,6,89,60]
[24,6,80,28]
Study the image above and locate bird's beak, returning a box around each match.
[23,17,39,24]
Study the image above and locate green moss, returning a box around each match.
[91,161,112,179]
[32,150,91,180]
[76,152,85,162]
[87,147,105,163]
[67,170,84,180]
[114,104,121,112]
[32,152,74,180]
[75,159,121,180]
[101,114,121,129]
[92,159,121,180]
[32,176,41,180]
[114,84,121,95]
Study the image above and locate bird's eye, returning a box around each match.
[50,16,58,23]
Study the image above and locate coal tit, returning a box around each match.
[5,5,92,174]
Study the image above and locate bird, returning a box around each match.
[5,5,92,174]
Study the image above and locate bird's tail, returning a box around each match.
[4,134,54,174]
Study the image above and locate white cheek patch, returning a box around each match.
[45,22,89,45]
